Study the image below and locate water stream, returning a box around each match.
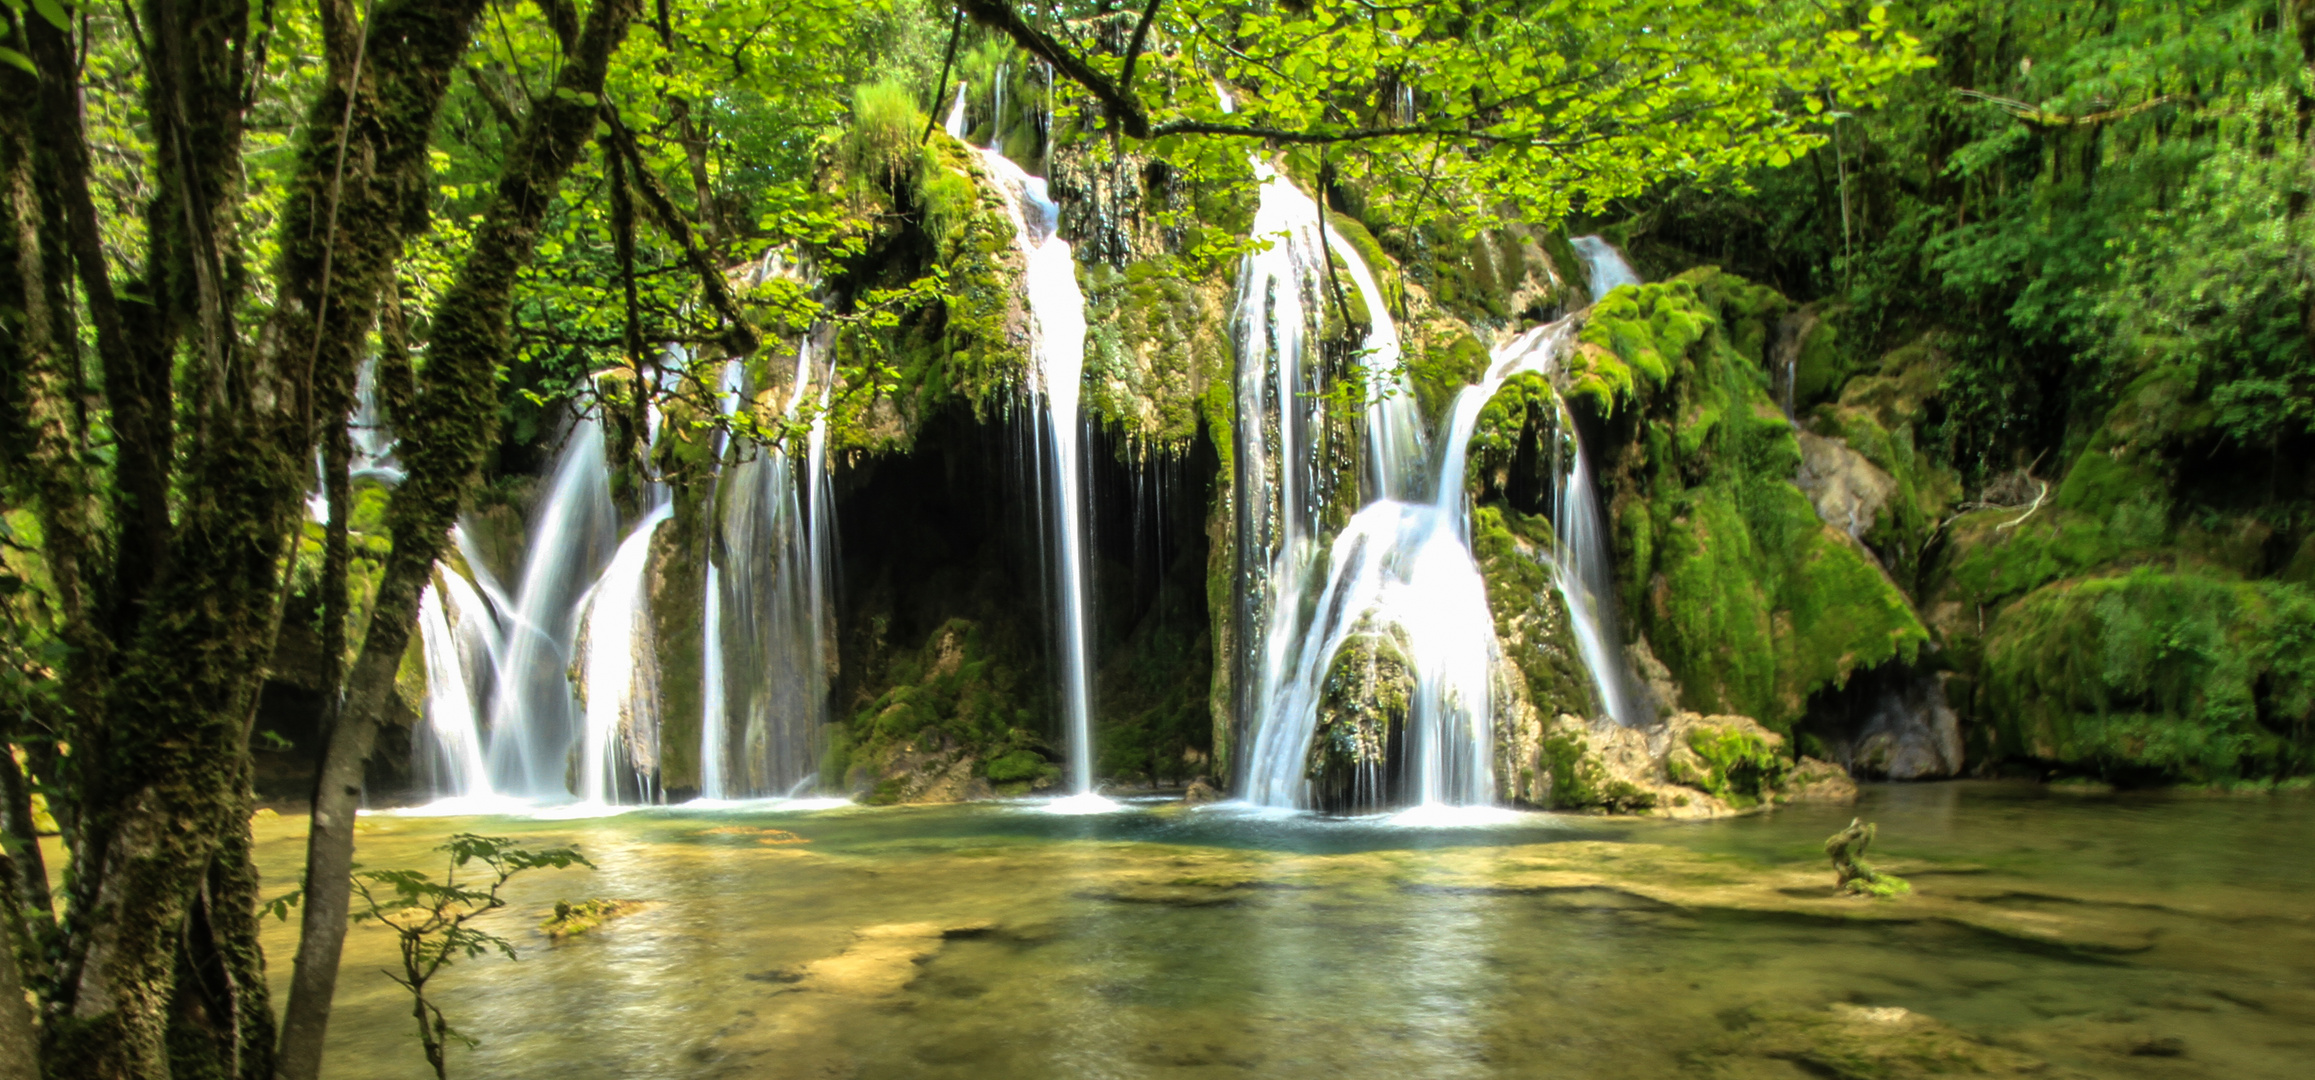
[947,83,1107,809]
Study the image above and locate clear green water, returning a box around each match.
[252,783,2315,1079]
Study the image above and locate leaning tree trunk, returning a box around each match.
[275,3,644,1078]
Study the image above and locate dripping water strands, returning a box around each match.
[575,502,675,806]
[412,559,500,805]
[481,417,621,799]
[946,81,1114,813]
[698,335,837,803]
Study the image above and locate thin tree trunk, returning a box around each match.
[277,4,642,1078]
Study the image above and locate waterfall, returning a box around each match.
[697,361,742,800]
[483,418,620,797]
[1236,205,1661,809]
[1572,236,1639,301]
[413,566,498,800]
[946,82,1108,808]
[575,503,674,805]
[1235,162,1488,811]
[1549,403,1654,728]
[702,341,835,799]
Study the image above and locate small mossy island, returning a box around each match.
[2,4,2312,1080]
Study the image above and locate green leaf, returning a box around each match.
[0,48,33,76]
[30,0,67,32]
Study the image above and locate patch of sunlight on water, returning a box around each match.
[258,782,2315,1079]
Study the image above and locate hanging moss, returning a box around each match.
[1576,268,1929,733]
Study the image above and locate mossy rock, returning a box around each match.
[1978,567,2315,782]
[1691,1003,2069,1079]
[838,618,1050,802]
[1470,506,1596,722]
[1574,268,1930,733]
[1309,626,1414,812]
[1666,719,1791,810]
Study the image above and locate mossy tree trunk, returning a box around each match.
[277,4,643,1079]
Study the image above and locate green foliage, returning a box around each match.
[2099,86,2314,450]
[844,79,926,185]
[1124,0,1929,233]
[352,835,593,1079]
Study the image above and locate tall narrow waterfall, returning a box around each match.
[414,561,499,800]
[947,83,1108,808]
[576,502,674,804]
[700,340,835,800]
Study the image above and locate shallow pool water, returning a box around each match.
[250,783,2315,1079]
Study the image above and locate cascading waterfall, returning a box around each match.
[700,340,836,800]
[482,418,621,797]
[1235,187,1663,809]
[1572,235,1639,298]
[576,502,674,805]
[947,82,1107,807]
[413,563,499,800]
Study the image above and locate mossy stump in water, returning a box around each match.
[541,899,649,939]
[1825,818,1910,899]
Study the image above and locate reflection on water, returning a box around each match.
[257,783,2315,1079]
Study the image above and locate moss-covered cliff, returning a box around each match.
[1565,268,1929,734]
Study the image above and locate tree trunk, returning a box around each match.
[276,4,642,1078]
[0,910,36,1080]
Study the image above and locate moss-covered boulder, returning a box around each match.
[1503,710,1853,818]
[1308,625,1413,813]
[827,619,1057,802]
[1979,568,2315,782]
[1568,268,1931,734]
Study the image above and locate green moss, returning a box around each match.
[1471,506,1598,720]
[1078,254,1227,448]
[1670,724,1790,809]
[843,80,923,185]
[1979,568,2315,782]
[844,618,1045,782]
[1539,726,1656,812]
[1788,308,1849,408]
[1578,268,1929,732]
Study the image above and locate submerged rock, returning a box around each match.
[540,899,651,939]
[1692,1002,2076,1079]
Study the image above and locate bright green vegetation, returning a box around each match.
[1630,1,2315,783]
[1569,270,1928,732]
[1671,724,1794,810]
